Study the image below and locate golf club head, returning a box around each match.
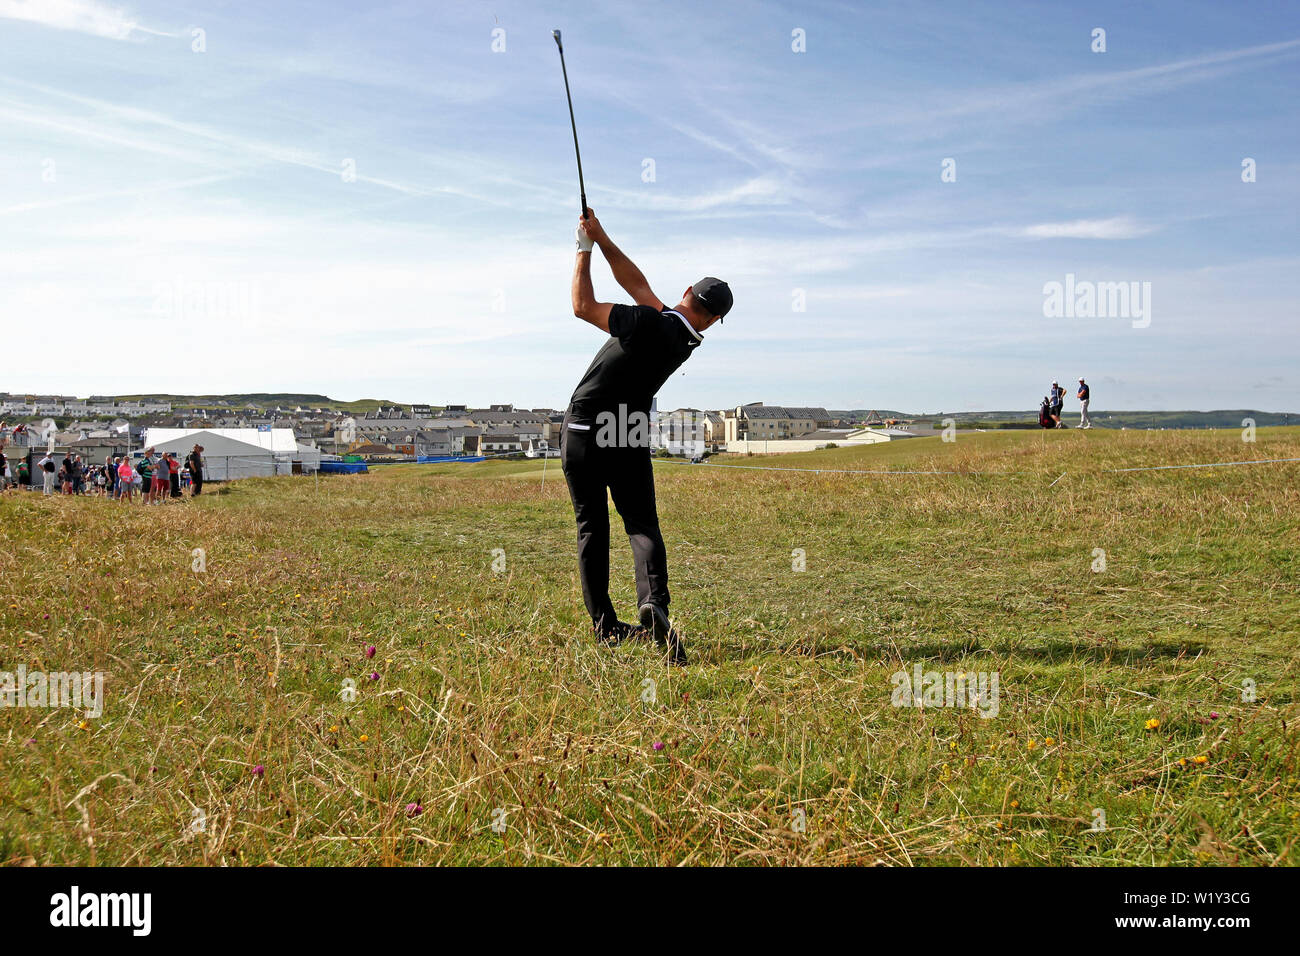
[552,29,562,50]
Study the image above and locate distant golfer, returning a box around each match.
[1077,377,1092,429]
[563,210,732,664]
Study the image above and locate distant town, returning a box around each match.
[1,392,1294,479]
[3,394,929,464]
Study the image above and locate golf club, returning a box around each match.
[552,29,588,219]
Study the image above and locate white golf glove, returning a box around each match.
[575,226,594,253]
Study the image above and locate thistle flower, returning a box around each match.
[365,645,376,659]
[252,764,265,778]
[652,741,664,751]
[405,802,423,817]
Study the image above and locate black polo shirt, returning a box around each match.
[566,305,702,425]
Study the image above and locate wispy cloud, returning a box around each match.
[1019,217,1156,240]
[846,37,1300,139]
[0,173,235,216]
[0,0,169,41]
[0,78,525,204]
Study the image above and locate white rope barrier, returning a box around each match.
[1104,457,1300,473]
[647,455,1300,478]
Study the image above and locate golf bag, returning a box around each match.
[1038,400,1054,429]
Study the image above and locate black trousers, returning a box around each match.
[560,418,669,633]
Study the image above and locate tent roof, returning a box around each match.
[145,427,298,453]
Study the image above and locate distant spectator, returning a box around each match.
[1077,377,1092,429]
[17,457,29,488]
[117,457,136,504]
[150,451,166,504]
[39,452,57,495]
[167,452,182,498]
[149,451,165,504]
[187,444,205,496]
[139,449,156,503]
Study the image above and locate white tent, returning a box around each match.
[293,442,322,472]
[143,428,319,480]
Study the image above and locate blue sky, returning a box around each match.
[1,0,1296,412]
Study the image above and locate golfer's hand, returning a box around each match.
[578,210,606,246]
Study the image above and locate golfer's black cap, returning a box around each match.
[693,277,733,321]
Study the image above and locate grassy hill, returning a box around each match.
[2,427,1297,864]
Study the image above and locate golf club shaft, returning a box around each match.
[554,35,588,218]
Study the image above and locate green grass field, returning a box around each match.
[2,427,1298,865]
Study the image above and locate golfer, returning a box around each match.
[1077,377,1092,429]
[563,210,732,665]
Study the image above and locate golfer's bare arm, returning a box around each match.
[572,250,614,332]
[596,235,663,310]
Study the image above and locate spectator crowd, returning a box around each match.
[0,429,206,502]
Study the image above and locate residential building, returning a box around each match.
[723,403,833,442]
[653,408,707,458]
